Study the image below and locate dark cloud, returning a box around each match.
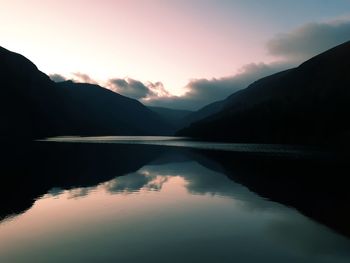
[267,19,350,63]
[72,72,98,84]
[67,187,92,199]
[49,73,66,82]
[144,62,292,110]
[106,78,171,100]
[50,72,98,84]
[107,78,152,99]
[146,81,171,97]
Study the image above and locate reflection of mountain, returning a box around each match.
[0,142,164,220]
[0,46,173,138]
[1,142,349,239]
[198,150,350,237]
[178,41,350,145]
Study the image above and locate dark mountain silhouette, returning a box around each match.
[55,81,173,135]
[148,106,193,129]
[180,99,225,128]
[0,46,65,139]
[0,46,173,138]
[149,102,226,130]
[177,41,350,145]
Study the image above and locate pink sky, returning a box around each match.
[1,0,350,95]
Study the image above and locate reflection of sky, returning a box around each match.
[0,159,350,263]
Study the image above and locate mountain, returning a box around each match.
[148,100,225,130]
[55,81,173,135]
[177,41,350,145]
[0,46,64,139]
[148,106,193,129]
[180,99,225,128]
[0,46,173,139]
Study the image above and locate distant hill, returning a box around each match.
[177,41,350,145]
[148,106,193,129]
[0,46,173,139]
[148,100,225,130]
[180,100,225,128]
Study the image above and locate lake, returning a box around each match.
[0,137,349,262]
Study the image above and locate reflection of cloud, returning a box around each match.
[101,171,169,194]
[45,187,64,197]
[38,152,350,262]
[41,154,281,212]
[267,19,350,63]
[46,187,92,199]
[102,172,150,193]
[67,187,91,199]
[135,159,287,213]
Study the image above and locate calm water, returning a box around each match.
[43,136,322,156]
[0,137,349,263]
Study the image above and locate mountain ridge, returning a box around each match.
[0,46,174,138]
[177,40,350,145]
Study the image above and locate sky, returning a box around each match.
[1,0,350,110]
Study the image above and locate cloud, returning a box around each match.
[49,73,66,82]
[146,81,171,97]
[107,78,152,99]
[267,19,350,63]
[48,20,350,111]
[106,78,171,100]
[144,19,350,110]
[72,72,98,84]
[49,72,98,84]
[143,62,293,110]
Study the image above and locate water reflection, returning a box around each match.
[0,141,350,263]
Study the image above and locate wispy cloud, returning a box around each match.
[267,19,350,63]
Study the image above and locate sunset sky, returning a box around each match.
[2,0,350,109]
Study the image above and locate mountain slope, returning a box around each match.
[180,99,225,128]
[0,46,173,138]
[56,81,174,135]
[177,41,350,145]
[148,106,193,129]
[0,46,65,139]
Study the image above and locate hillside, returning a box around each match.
[148,106,193,129]
[0,46,173,139]
[177,41,350,145]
